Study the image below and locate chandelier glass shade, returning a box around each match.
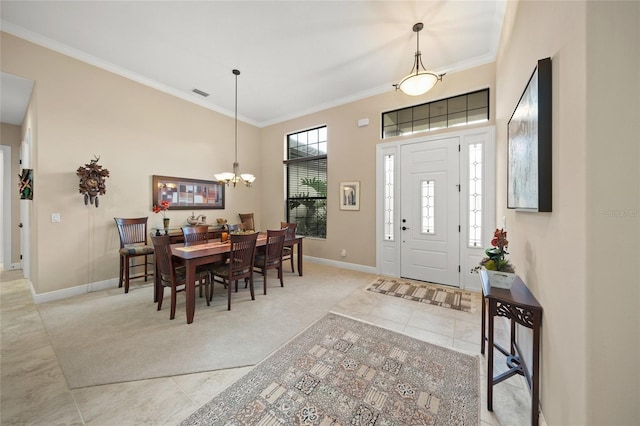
[394,23,444,96]
[215,69,255,187]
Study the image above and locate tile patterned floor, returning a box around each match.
[1,268,534,425]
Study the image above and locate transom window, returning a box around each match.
[382,89,489,139]
[284,126,327,238]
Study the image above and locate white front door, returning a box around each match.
[400,137,460,286]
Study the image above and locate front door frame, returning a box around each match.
[375,126,496,292]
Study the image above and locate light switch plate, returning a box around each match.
[51,213,61,223]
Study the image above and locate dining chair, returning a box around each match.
[280,222,298,273]
[182,224,219,296]
[181,225,210,245]
[253,228,287,295]
[209,232,259,310]
[151,234,211,320]
[238,213,255,231]
[114,217,154,293]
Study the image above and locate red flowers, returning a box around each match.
[480,228,514,272]
[152,200,170,217]
[491,228,509,252]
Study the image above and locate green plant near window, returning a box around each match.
[289,177,327,238]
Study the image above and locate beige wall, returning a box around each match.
[584,2,639,424]
[0,122,22,265]
[497,1,639,424]
[260,63,495,266]
[1,32,261,294]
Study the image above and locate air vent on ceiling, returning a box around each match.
[192,88,210,97]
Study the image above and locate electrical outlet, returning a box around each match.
[51,213,61,223]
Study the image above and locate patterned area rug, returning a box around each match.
[367,277,477,313]
[181,313,479,425]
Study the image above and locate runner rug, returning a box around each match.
[181,312,479,425]
[366,277,478,313]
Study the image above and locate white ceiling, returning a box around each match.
[1,1,506,127]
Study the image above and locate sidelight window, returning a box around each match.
[468,143,483,247]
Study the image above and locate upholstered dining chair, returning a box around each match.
[238,213,255,231]
[114,217,154,293]
[151,234,211,320]
[209,232,258,310]
[253,228,287,295]
[280,222,298,273]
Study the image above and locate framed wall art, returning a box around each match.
[507,57,552,212]
[152,175,225,210]
[339,181,360,211]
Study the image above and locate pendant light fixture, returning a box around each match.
[215,69,255,187]
[393,22,445,96]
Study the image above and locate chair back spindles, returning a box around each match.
[254,228,287,295]
[210,232,259,310]
[229,233,258,275]
[182,225,210,246]
[115,218,149,247]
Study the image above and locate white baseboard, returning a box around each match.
[32,278,119,304]
[304,255,377,274]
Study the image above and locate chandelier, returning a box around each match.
[393,23,445,96]
[215,69,255,187]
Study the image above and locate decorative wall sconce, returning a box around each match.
[76,155,110,207]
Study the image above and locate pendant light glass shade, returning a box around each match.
[215,69,255,187]
[394,23,444,96]
[397,72,439,96]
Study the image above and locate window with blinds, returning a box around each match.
[285,126,327,238]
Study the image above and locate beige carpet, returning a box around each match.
[37,264,375,389]
[367,277,478,313]
[181,312,480,425]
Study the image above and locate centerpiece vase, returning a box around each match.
[163,217,170,234]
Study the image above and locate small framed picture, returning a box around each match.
[339,181,360,211]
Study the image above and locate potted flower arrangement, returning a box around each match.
[478,228,516,289]
[153,200,171,231]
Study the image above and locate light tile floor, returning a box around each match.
[1,267,534,425]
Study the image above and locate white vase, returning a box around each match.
[485,270,517,289]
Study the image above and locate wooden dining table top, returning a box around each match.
[171,233,301,259]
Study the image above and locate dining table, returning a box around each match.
[162,233,304,324]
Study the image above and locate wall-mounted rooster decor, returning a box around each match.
[76,155,110,207]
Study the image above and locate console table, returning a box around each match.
[479,270,543,426]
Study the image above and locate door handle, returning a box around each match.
[18,223,23,228]
[402,226,409,230]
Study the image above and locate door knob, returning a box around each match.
[18,223,23,228]
[402,226,409,230]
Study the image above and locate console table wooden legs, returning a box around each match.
[480,270,543,426]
